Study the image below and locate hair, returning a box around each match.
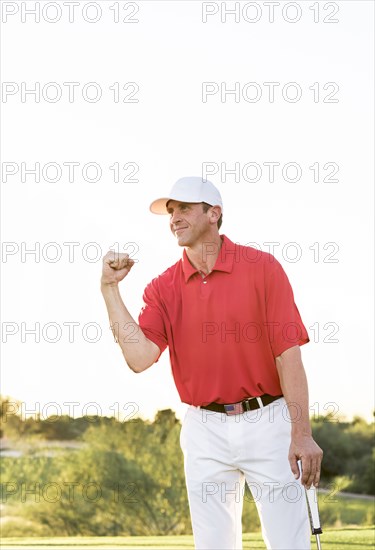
[202,202,223,230]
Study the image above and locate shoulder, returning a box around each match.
[229,238,281,273]
[144,259,182,295]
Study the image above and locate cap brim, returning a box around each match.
[150,198,222,215]
[149,198,171,215]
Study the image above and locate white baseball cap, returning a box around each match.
[150,176,223,215]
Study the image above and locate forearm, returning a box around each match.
[275,346,312,437]
[276,345,323,487]
[101,282,158,372]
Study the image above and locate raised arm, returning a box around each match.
[101,251,160,372]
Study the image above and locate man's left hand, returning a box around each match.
[289,434,323,488]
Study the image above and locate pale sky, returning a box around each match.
[1,1,374,423]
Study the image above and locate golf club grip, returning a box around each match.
[305,486,323,533]
[297,460,323,534]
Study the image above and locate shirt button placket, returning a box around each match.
[200,275,209,297]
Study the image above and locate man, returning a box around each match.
[101,176,323,550]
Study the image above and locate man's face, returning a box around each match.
[166,200,211,247]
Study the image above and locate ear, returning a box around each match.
[209,205,222,225]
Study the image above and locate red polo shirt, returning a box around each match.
[138,235,309,406]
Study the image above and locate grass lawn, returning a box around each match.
[1,528,374,549]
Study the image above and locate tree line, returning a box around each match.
[0,396,374,537]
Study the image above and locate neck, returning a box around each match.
[185,233,223,275]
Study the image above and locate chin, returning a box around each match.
[176,237,188,247]
[175,235,192,247]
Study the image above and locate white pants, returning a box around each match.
[180,398,311,550]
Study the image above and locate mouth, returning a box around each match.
[174,227,188,235]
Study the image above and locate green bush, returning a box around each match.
[1,398,374,537]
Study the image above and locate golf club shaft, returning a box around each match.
[297,460,323,549]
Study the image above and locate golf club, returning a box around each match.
[298,460,323,550]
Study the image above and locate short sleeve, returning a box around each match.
[138,279,168,361]
[265,259,309,358]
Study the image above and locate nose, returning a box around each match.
[170,210,182,225]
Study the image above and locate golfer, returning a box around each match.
[101,177,323,550]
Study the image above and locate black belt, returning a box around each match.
[201,394,283,416]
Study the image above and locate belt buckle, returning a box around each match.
[242,399,251,412]
[242,396,263,411]
[223,396,263,416]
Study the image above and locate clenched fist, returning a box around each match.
[101,251,135,286]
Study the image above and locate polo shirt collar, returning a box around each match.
[182,234,235,283]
